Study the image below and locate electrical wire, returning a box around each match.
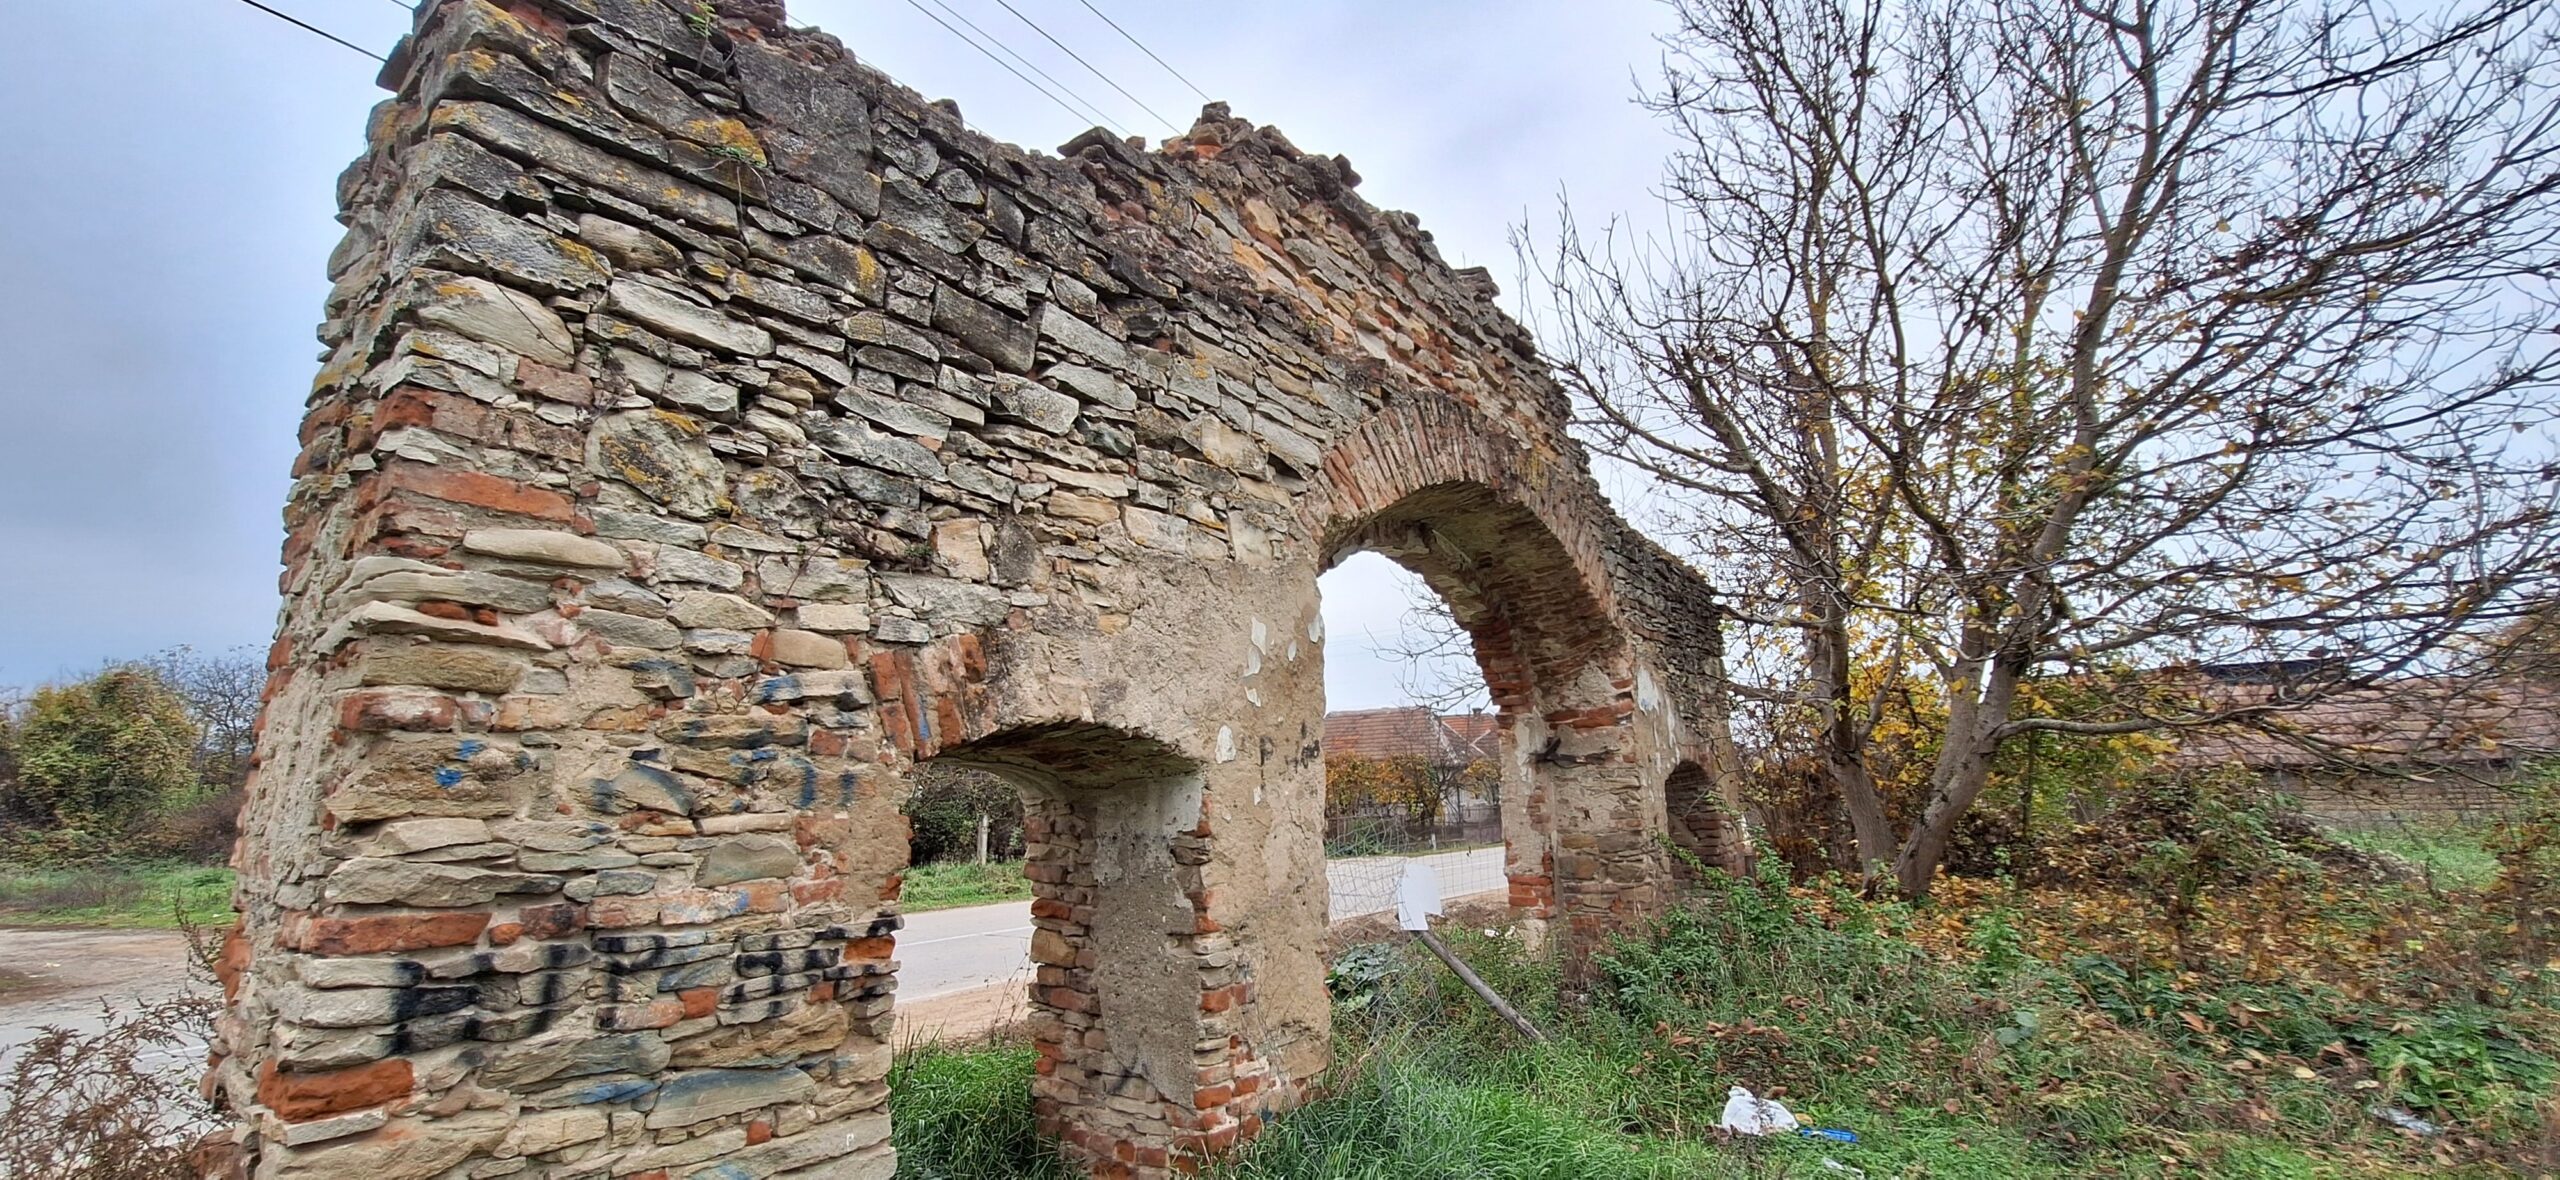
[1070,0,1210,104]
[919,0,1126,134]
[896,0,1107,132]
[983,0,1181,135]
[228,0,387,61]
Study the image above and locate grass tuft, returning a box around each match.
[900,860,1033,913]
[889,1041,1072,1179]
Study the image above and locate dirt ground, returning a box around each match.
[0,926,205,1070]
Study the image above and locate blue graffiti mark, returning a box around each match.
[798,776,818,808]
[434,766,465,788]
[839,770,859,806]
[455,738,486,758]
[574,1079,657,1105]
[753,674,800,704]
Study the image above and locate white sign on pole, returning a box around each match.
[1395,861,1444,932]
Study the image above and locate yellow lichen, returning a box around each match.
[689,119,769,168]
[554,237,609,273]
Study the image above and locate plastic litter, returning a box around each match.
[1821,1160,1867,1178]
[1718,1086,1801,1135]
[1800,1126,1860,1143]
[2371,1105,2442,1137]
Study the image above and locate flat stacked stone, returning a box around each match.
[211,0,1738,1176]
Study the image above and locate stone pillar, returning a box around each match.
[1017,770,1271,1174]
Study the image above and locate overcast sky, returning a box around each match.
[0,0,1679,710]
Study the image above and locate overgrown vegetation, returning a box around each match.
[1,649,256,863]
[0,649,255,925]
[900,859,1032,913]
[0,919,223,1179]
[0,863,235,928]
[904,764,1025,869]
[892,773,2560,1177]
[890,1041,1074,1179]
[0,994,219,1180]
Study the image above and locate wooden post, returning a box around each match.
[1413,929,1547,1043]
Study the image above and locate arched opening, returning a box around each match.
[912,722,1256,1172]
[1316,552,1508,919]
[1316,480,1668,957]
[1663,761,1730,887]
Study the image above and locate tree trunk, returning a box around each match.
[1807,602,1897,872]
[1894,654,2026,899]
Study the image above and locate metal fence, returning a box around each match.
[1321,803,1508,919]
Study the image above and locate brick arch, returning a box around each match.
[1307,396,1671,951]
[1309,393,1636,709]
[910,722,1266,1175]
[1663,760,1739,886]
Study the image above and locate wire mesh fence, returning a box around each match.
[1321,804,1508,919]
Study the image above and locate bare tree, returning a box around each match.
[1370,589,1496,717]
[139,646,265,791]
[1530,0,2560,896]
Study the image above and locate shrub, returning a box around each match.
[2486,762,2560,959]
[4,668,201,860]
[904,764,1022,866]
[144,787,243,865]
[0,993,220,1179]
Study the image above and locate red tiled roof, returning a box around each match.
[1322,707,1500,764]
[2162,675,2560,771]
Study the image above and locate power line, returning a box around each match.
[1070,0,1210,105]
[983,0,1181,136]
[228,0,387,62]
[896,0,1107,133]
[920,0,1126,135]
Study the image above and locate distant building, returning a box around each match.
[2160,673,2560,824]
[1320,706,1498,766]
[1320,707,1503,826]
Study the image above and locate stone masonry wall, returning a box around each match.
[210,1,1741,1175]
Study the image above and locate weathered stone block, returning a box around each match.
[644,1067,819,1129]
[462,528,626,569]
[697,834,801,886]
[769,628,850,669]
[356,643,528,695]
[591,762,698,816]
[670,591,776,630]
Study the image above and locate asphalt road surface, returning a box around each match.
[897,844,1506,1000]
[0,845,1513,1058]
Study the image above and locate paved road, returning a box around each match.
[0,846,1514,1055]
[0,927,204,1073]
[899,845,1505,1000]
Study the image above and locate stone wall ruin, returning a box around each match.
[209,0,1745,1175]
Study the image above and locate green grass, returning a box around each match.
[2333,821,2502,890]
[902,860,1033,913]
[0,861,235,929]
[890,1041,1073,1179]
[886,854,2538,1178]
